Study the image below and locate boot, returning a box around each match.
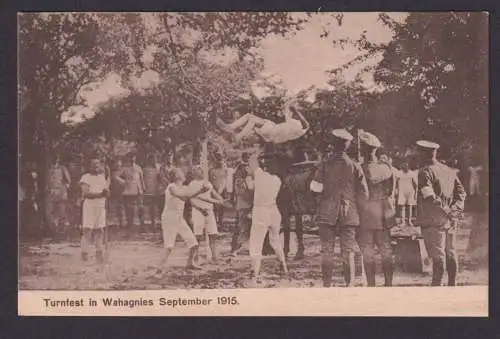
[96,250,104,264]
[343,252,356,287]
[382,261,394,287]
[364,262,376,287]
[294,244,305,260]
[446,256,458,286]
[431,259,445,286]
[294,216,305,260]
[322,261,333,287]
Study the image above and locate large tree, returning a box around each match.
[372,12,488,162]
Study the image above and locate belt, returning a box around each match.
[254,204,278,208]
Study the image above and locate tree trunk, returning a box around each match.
[200,138,212,261]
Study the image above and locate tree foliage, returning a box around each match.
[372,12,488,162]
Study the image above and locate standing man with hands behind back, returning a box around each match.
[415,140,466,286]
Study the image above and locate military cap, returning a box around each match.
[359,130,382,148]
[331,129,353,141]
[416,140,440,150]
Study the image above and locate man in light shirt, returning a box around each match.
[247,152,288,280]
[79,157,110,263]
[189,167,225,262]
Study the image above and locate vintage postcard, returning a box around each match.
[18,12,488,316]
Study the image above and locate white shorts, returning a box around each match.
[192,208,218,236]
[398,190,416,206]
[82,199,106,229]
[161,211,198,249]
[249,206,282,257]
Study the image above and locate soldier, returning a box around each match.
[415,140,466,286]
[358,131,395,287]
[116,153,145,236]
[143,155,161,227]
[310,129,369,287]
[230,153,254,256]
[45,155,71,236]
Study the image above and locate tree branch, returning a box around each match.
[163,24,205,104]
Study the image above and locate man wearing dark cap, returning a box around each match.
[209,152,228,226]
[230,152,254,255]
[358,131,395,287]
[310,129,369,287]
[415,140,466,286]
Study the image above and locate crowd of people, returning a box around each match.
[18,126,487,287]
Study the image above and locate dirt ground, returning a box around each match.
[19,213,488,290]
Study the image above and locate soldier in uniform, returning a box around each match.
[45,155,71,236]
[358,131,395,287]
[310,129,369,287]
[415,140,466,286]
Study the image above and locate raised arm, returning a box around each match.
[292,109,310,131]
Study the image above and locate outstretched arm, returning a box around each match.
[170,183,209,200]
[292,109,310,131]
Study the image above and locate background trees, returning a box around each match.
[19,12,488,170]
[372,12,488,164]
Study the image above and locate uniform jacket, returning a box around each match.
[312,152,369,226]
[417,160,467,228]
[360,160,395,230]
[233,163,253,210]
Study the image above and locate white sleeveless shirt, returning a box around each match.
[163,183,185,213]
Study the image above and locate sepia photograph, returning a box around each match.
[17,11,488,315]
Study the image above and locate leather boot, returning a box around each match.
[364,262,376,287]
[382,261,394,287]
[294,244,305,260]
[343,252,356,287]
[322,261,333,287]
[446,256,458,286]
[431,259,445,286]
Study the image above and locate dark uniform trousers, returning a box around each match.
[359,160,396,287]
[318,222,358,287]
[421,224,458,286]
[313,153,369,287]
[358,229,393,286]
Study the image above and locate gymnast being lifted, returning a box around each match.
[216,99,310,144]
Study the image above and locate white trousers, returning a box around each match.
[249,206,282,257]
[161,211,198,249]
